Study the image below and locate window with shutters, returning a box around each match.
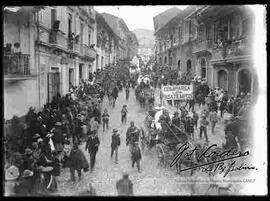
[214,22,218,42]
[178,27,182,43]
[80,22,83,44]
[88,27,91,46]
[68,13,72,37]
[51,9,56,29]
[241,18,250,37]
[198,25,203,42]
[47,70,60,103]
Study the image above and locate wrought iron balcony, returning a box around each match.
[81,44,96,61]
[4,54,30,76]
[193,39,213,54]
[211,38,250,62]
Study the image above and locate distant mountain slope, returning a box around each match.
[132,29,154,48]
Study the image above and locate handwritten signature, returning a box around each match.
[170,142,258,177]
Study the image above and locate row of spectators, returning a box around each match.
[4,80,106,196]
[4,60,135,196]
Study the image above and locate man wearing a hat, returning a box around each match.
[14,169,34,196]
[199,115,209,143]
[22,148,35,171]
[172,111,181,128]
[111,129,121,164]
[5,164,20,196]
[131,142,142,173]
[186,115,195,140]
[126,121,139,153]
[121,105,128,124]
[52,122,64,153]
[85,132,100,171]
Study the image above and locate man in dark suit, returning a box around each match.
[85,133,100,171]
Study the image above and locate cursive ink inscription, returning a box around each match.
[170,142,256,177]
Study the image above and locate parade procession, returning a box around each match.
[3,5,267,196]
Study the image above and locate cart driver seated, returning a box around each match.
[158,109,171,132]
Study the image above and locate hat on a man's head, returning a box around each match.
[37,138,43,143]
[33,133,40,139]
[25,148,33,155]
[22,169,34,178]
[46,133,54,138]
[113,128,118,133]
[5,165,19,181]
[38,166,54,173]
[55,122,62,126]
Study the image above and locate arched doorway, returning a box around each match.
[187,59,192,73]
[164,56,167,64]
[217,70,228,90]
[177,60,181,70]
[238,68,252,94]
[201,58,206,78]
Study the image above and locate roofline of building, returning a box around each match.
[96,12,121,41]
[184,6,208,20]
[153,7,181,34]
[154,6,198,35]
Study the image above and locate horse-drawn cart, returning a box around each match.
[140,105,191,165]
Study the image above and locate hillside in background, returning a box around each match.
[132,29,155,48]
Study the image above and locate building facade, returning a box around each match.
[154,6,197,77]
[4,6,98,119]
[96,12,120,70]
[36,6,97,105]
[4,7,41,119]
[186,5,257,96]
[154,5,257,96]
[101,13,138,62]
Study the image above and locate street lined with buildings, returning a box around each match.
[3,5,266,196]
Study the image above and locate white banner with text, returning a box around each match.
[161,85,193,100]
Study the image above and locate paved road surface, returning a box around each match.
[56,88,196,196]
[56,88,241,196]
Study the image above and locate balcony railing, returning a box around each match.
[226,39,250,57]
[50,30,67,50]
[211,39,250,61]
[81,44,96,60]
[193,40,213,53]
[4,54,30,76]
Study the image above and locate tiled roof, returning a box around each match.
[101,13,122,38]
[153,7,181,33]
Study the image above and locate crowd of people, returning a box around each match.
[4,79,108,195]
[4,59,254,196]
[145,62,253,152]
[4,61,134,196]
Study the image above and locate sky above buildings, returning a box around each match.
[94,6,187,31]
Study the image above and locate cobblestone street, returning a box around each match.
[55,88,229,196]
[3,5,267,197]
